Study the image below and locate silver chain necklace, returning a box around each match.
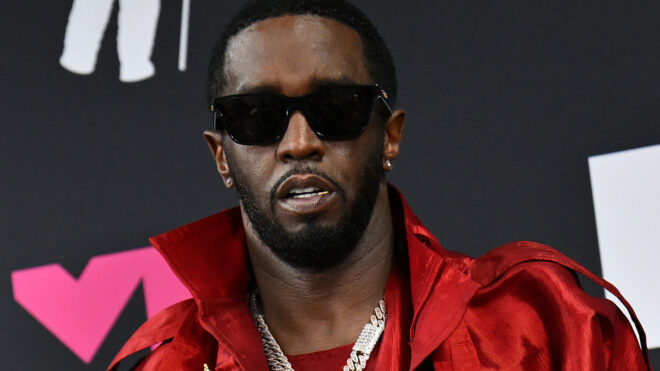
[249,293,386,371]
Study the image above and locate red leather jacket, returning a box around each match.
[109,187,650,370]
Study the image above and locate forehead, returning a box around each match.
[223,15,372,96]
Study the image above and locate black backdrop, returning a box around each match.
[2,1,659,369]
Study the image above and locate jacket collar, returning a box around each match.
[150,206,250,312]
[149,185,480,370]
[149,207,268,369]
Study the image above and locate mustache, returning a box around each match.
[269,167,346,202]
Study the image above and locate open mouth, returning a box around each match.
[275,174,338,214]
[276,174,336,200]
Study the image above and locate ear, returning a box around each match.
[382,109,406,171]
[203,131,234,189]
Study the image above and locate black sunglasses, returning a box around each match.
[210,84,392,145]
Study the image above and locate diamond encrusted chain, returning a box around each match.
[249,293,386,371]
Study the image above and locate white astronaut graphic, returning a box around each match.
[60,0,161,82]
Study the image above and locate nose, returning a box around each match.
[276,111,325,162]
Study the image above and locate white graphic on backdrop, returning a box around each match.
[60,0,163,82]
[589,144,660,349]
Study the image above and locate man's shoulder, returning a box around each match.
[466,240,582,286]
[431,239,644,342]
[432,240,605,323]
[430,241,650,369]
[462,240,629,319]
[431,240,588,290]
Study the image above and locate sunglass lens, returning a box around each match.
[216,95,287,145]
[305,86,375,140]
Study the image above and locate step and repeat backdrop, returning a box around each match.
[2,1,659,369]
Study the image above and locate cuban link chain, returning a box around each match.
[250,293,386,371]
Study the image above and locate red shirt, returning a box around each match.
[287,344,360,370]
[109,186,650,370]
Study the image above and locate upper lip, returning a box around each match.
[275,174,336,200]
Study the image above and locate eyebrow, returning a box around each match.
[235,77,360,96]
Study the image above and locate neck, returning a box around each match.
[243,184,394,355]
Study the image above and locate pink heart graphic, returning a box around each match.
[11,247,190,364]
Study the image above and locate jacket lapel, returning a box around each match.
[394,187,480,370]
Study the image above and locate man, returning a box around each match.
[109,0,649,370]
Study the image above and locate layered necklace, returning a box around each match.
[249,293,387,371]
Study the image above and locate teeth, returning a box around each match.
[293,193,316,199]
[291,190,330,199]
[290,187,318,194]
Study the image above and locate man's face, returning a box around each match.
[213,15,391,269]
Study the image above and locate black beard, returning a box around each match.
[229,150,384,270]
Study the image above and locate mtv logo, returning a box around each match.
[11,247,191,364]
[589,144,660,349]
